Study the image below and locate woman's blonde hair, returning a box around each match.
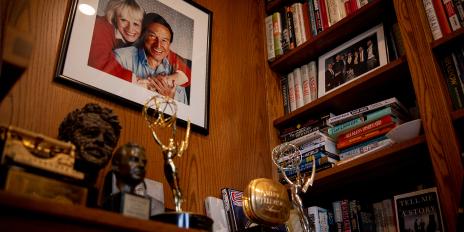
[105,0,144,25]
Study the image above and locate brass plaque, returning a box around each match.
[243,178,290,226]
[4,168,88,205]
[0,125,84,180]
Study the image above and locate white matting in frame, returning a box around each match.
[317,24,387,98]
[56,0,211,134]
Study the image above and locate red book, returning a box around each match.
[319,0,330,30]
[338,115,396,141]
[302,2,313,40]
[336,123,396,150]
[432,0,452,34]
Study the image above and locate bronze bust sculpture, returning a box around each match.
[111,143,147,194]
[58,103,121,173]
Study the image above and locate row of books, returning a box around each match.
[437,43,464,110]
[282,61,318,113]
[265,0,375,61]
[305,187,443,232]
[206,187,442,232]
[276,97,413,183]
[422,0,464,40]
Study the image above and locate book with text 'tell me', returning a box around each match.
[393,187,444,232]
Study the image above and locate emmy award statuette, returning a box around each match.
[143,95,212,230]
[271,143,316,232]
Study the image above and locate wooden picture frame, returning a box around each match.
[317,24,387,98]
[56,0,212,134]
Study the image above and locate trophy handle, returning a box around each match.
[301,154,316,193]
[177,120,190,158]
[279,168,295,186]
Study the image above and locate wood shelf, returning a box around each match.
[0,191,200,231]
[303,135,433,205]
[273,56,414,129]
[452,109,464,121]
[268,0,392,75]
[431,27,464,51]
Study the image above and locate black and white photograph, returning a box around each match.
[56,0,212,133]
[318,24,387,97]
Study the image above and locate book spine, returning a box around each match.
[302,2,313,41]
[349,200,360,232]
[326,0,342,26]
[339,137,392,160]
[272,12,283,57]
[294,68,305,108]
[442,0,462,31]
[279,9,290,53]
[350,0,359,13]
[313,0,324,32]
[332,201,343,232]
[423,0,444,40]
[308,61,318,101]
[337,115,396,141]
[453,47,464,89]
[281,75,290,114]
[265,15,276,61]
[308,0,319,36]
[453,0,464,25]
[328,97,407,126]
[300,139,337,155]
[343,0,352,16]
[288,72,297,111]
[328,117,364,137]
[285,6,297,50]
[301,64,312,104]
[336,123,396,150]
[297,3,308,44]
[341,200,352,232]
[441,53,464,109]
[222,188,237,232]
[292,3,303,46]
[319,0,330,30]
[280,125,321,142]
[452,52,464,94]
[432,0,453,34]
[307,206,322,232]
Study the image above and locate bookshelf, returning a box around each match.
[264,0,463,231]
[0,191,197,231]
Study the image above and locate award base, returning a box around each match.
[104,192,151,220]
[150,212,213,231]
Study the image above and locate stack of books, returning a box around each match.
[327,97,409,162]
[278,130,339,184]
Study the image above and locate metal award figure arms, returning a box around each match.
[272,143,316,232]
[143,95,190,212]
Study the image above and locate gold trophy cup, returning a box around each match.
[271,143,316,232]
[142,95,212,230]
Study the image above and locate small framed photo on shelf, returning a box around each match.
[56,0,212,134]
[317,24,388,97]
[393,187,444,232]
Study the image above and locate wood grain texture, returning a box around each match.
[393,0,463,230]
[0,0,273,215]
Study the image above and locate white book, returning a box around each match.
[307,206,328,232]
[422,0,443,40]
[292,3,303,46]
[288,72,297,111]
[301,64,312,104]
[204,196,230,232]
[265,15,276,61]
[296,2,307,43]
[293,68,305,108]
[328,97,408,126]
[308,61,318,101]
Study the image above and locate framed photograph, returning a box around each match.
[56,0,212,134]
[393,187,444,232]
[317,24,387,97]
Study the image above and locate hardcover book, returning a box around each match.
[221,188,254,232]
[393,187,444,232]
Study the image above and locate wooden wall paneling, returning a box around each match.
[0,0,272,215]
[393,0,463,230]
